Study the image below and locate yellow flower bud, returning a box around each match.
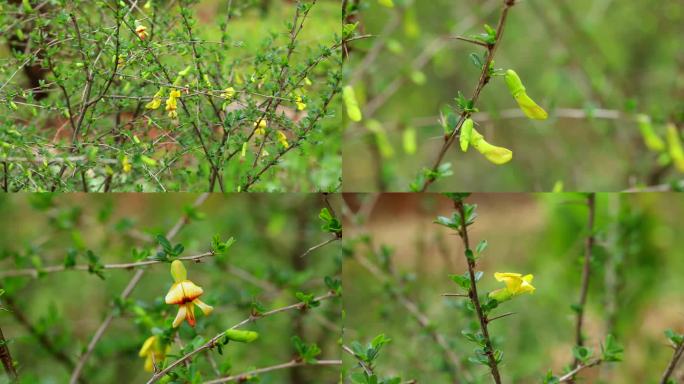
[121,155,132,173]
[276,130,289,148]
[170,260,186,282]
[505,69,548,120]
[221,87,236,101]
[343,85,362,122]
[470,129,512,165]
[666,123,684,172]
[295,95,306,111]
[254,119,267,135]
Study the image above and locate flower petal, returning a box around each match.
[139,336,157,357]
[144,355,155,372]
[185,303,196,327]
[514,92,548,120]
[170,260,187,283]
[172,304,187,328]
[194,299,214,316]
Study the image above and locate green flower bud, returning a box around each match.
[666,123,684,172]
[343,85,362,122]
[460,118,474,152]
[225,329,259,343]
[504,69,548,120]
[637,114,665,152]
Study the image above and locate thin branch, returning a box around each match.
[571,193,596,377]
[145,292,338,384]
[660,341,684,384]
[202,359,341,384]
[558,359,602,382]
[0,251,213,278]
[68,193,209,384]
[0,327,18,381]
[420,0,517,192]
[453,199,502,383]
[343,344,373,376]
[299,236,339,258]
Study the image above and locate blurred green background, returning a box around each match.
[342,193,684,383]
[343,0,684,192]
[0,193,341,383]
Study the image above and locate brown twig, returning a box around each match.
[201,359,341,384]
[570,193,596,379]
[558,359,602,382]
[660,341,684,384]
[453,199,502,383]
[0,327,18,381]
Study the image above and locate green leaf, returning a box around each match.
[572,346,592,363]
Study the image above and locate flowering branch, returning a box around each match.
[145,291,338,384]
[202,359,341,384]
[419,0,516,192]
[452,198,502,383]
[68,193,210,384]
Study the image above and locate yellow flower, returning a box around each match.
[295,96,306,111]
[221,87,236,101]
[135,25,148,40]
[254,119,267,135]
[504,69,548,120]
[165,260,213,328]
[276,130,289,148]
[470,128,513,165]
[145,97,161,110]
[121,155,132,173]
[165,90,181,119]
[139,336,169,372]
[489,272,535,302]
[146,88,164,110]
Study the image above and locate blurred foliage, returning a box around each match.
[343,0,684,191]
[0,193,341,383]
[342,193,684,383]
[0,0,341,192]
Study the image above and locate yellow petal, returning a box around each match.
[514,92,548,120]
[145,98,161,110]
[170,260,186,283]
[165,280,203,304]
[172,303,187,328]
[193,298,214,316]
[144,355,155,372]
[139,336,157,357]
[471,134,513,165]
